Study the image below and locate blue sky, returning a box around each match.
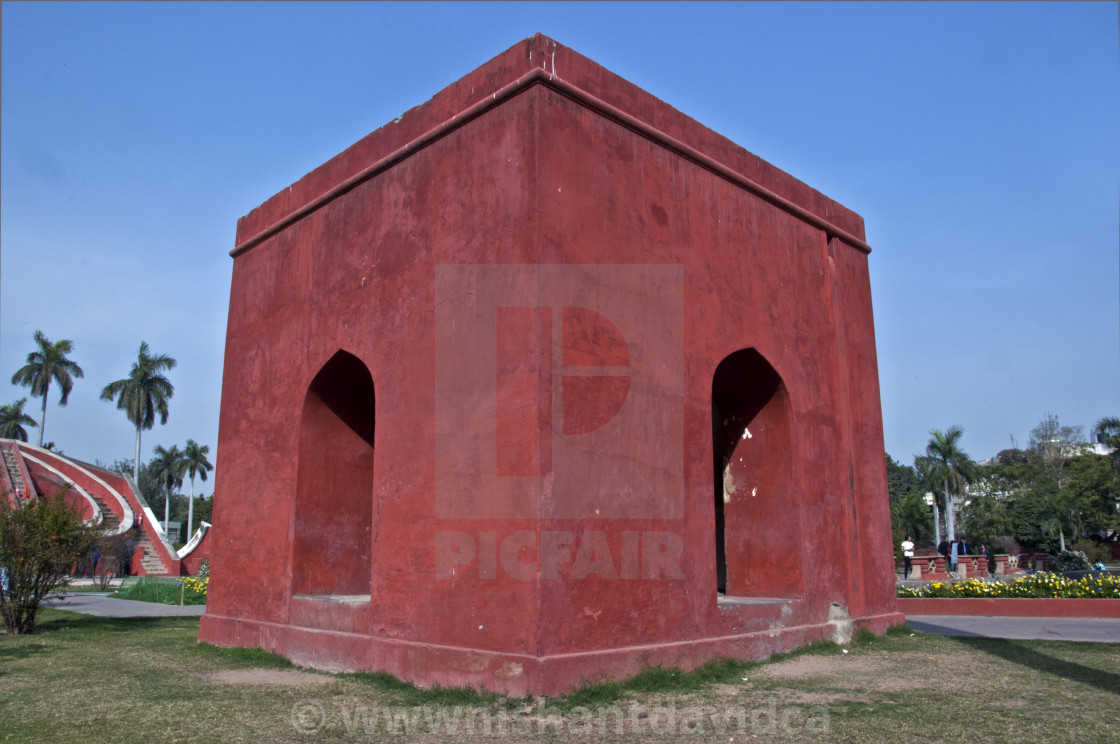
[2,2,1118,480]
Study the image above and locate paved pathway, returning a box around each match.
[44,593,205,617]
[908,614,1120,643]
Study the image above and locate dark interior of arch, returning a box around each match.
[292,350,375,596]
[712,348,802,598]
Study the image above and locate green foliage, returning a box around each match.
[1011,483,1062,554]
[0,490,98,633]
[0,398,38,442]
[890,492,934,547]
[1063,454,1120,532]
[961,492,1012,548]
[1072,538,1109,565]
[9,331,84,448]
[115,576,206,605]
[898,573,1120,598]
[886,453,923,501]
[1050,550,1091,572]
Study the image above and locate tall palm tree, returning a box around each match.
[0,399,38,442]
[10,331,84,447]
[152,444,185,534]
[914,458,942,546]
[181,439,213,539]
[99,342,177,482]
[916,426,977,543]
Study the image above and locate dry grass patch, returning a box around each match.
[0,613,1117,743]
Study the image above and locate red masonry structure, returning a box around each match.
[198,34,902,695]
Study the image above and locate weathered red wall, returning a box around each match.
[200,34,901,695]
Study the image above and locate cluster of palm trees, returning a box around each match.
[149,439,213,539]
[3,331,208,510]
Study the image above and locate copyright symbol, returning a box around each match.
[291,699,326,735]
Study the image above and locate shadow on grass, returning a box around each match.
[35,609,198,635]
[0,642,49,672]
[950,636,1120,695]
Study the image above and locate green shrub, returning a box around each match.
[1051,550,1092,572]
[1072,539,1110,565]
[0,490,98,633]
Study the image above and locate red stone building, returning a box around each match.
[199,34,902,695]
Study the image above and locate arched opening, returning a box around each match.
[292,351,375,597]
[712,349,802,599]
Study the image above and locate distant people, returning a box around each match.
[1095,561,1108,572]
[901,536,915,579]
[949,540,960,574]
[938,539,950,571]
[984,544,995,576]
[958,537,970,555]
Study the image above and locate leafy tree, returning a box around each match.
[1063,453,1120,534]
[886,453,923,502]
[961,492,1013,548]
[916,426,977,543]
[10,331,84,448]
[0,398,38,442]
[99,342,176,482]
[1011,484,1061,554]
[0,489,97,633]
[1037,485,1075,552]
[151,444,185,534]
[181,439,213,539]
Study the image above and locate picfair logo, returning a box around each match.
[434,264,683,519]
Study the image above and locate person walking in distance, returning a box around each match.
[901,535,915,580]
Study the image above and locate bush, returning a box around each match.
[1073,538,1110,565]
[0,491,98,634]
[1051,550,1092,572]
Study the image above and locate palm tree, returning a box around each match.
[916,426,977,543]
[0,399,38,442]
[914,458,941,546]
[152,444,185,534]
[99,342,176,482]
[181,439,213,539]
[890,492,934,547]
[10,331,84,447]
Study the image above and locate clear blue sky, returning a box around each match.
[2,2,1118,482]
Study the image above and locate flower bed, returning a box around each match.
[898,573,1120,599]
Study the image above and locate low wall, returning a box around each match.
[899,598,1120,619]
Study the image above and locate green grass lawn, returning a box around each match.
[1,611,1118,743]
[110,576,206,605]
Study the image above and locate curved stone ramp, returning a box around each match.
[0,440,193,576]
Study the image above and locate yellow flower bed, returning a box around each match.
[898,573,1120,599]
[177,575,209,597]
